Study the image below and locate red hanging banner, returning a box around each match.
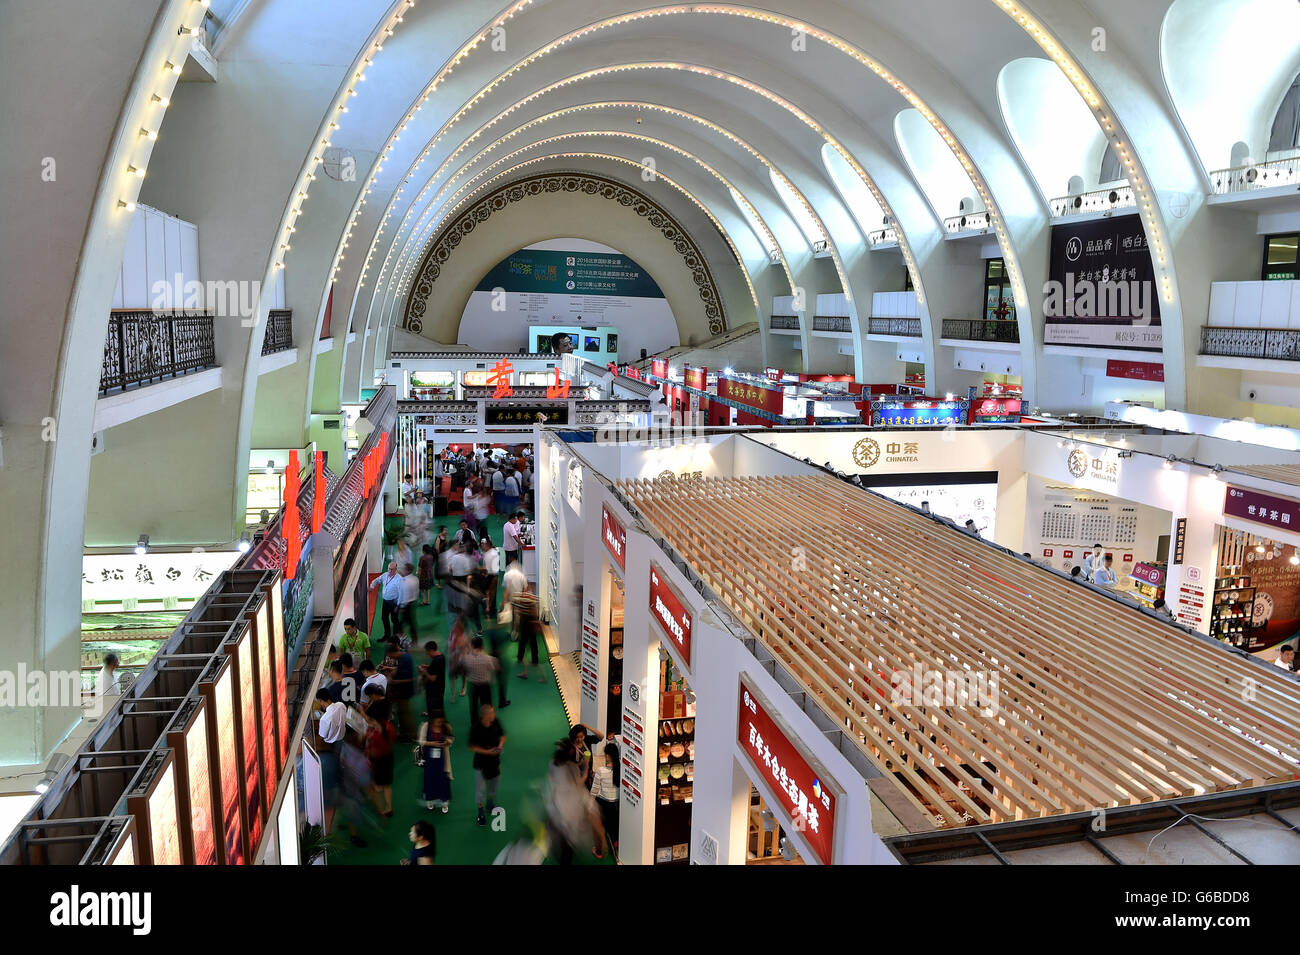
[312,450,325,534]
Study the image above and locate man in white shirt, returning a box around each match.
[1083,545,1103,581]
[397,562,420,642]
[480,536,501,615]
[1093,555,1118,588]
[491,466,506,513]
[501,470,521,516]
[502,513,523,565]
[359,660,388,697]
[95,653,124,698]
[400,474,415,504]
[369,560,403,643]
[1274,645,1295,672]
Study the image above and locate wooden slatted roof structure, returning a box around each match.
[1230,464,1300,489]
[621,474,1300,830]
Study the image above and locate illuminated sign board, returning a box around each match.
[649,562,692,670]
[870,399,967,428]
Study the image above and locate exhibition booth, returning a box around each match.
[536,423,1300,864]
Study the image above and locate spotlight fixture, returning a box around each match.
[237,532,252,553]
[34,753,71,795]
[1117,450,1133,458]
[134,534,149,556]
[1209,464,1223,480]
[1164,454,1176,469]
[1290,553,1299,566]
[265,459,275,475]
[1256,544,1266,554]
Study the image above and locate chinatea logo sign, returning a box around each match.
[649,562,692,668]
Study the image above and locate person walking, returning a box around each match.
[403,820,437,865]
[432,527,451,590]
[500,468,521,518]
[463,636,500,725]
[382,642,418,741]
[419,641,446,719]
[591,738,620,859]
[397,562,420,643]
[513,582,545,681]
[479,536,501,616]
[368,561,403,644]
[468,703,506,828]
[363,698,398,819]
[502,512,523,566]
[418,545,436,606]
[491,464,506,515]
[418,715,454,812]
[95,653,125,697]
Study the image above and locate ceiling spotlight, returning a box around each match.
[1163,454,1176,469]
[34,753,71,795]
[724,366,735,375]
[1209,464,1223,480]
[265,459,275,475]
[237,532,252,554]
[134,534,150,556]
[1290,553,1299,566]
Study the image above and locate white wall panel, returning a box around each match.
[1232,281,1263,326]
[144,208,166,308]
[120,208,149,307]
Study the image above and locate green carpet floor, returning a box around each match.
[330,511,611,866]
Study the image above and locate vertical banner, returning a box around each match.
[312,450,325,534]
[283,450,302,580]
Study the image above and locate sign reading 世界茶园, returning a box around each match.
[1223,485,1300,533]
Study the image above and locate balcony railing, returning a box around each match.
[868,227,899,246]
[1049,185,1136,218]
[811,315,853,333]
[769,314,801,330]
[1211,156,1300,196]
[942,318,1020,343]
[1200,326,1300,361]
[868,317,921,337]
[944,211,991,234]
[262,308,293,355]
[98,309,216,397]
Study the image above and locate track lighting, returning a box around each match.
[237,532,252,553]
[134,534,150,556]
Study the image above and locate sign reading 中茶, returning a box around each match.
[649,562,692,669]
[738,675,838,866]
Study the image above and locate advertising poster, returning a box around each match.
[870,399,967,427]
[717,376,783,426]
[205,662,244,865]
[253,602,279,787]
[459,247,673,359]
[145,760,183,866]
[282,536,314,663]
[1239,549,1300,650]
[176,704,217,866]
[1044,214,1161,351]
[236,637,264,853]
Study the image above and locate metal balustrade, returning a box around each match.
[941,318,1020,343]
[812,315,853,333]
[1200,326,1300,361]
[944,211,991,234]
[867,316,921,337]
[769,314,801,330]
[1049,185,1136,217]
[868,227,899,246]
[1211,156,1300,196]
[98,309,217,396]
[261,308,293,355]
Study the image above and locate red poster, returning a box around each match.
[312,450,325,534]
[684,366,707,391]
[969,397,1022,424]
[738,676,837,865]
[651,359,668,378]
[765,367,783,381]
[1106,359,1164,382]
[649,562,692,669]
[601,505,626,570]
[717,376,783,427]
[183,709,217,865]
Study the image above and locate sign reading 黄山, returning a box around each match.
[1043,214,1162,351]
[649,562,692,669]
[738,675,838,866]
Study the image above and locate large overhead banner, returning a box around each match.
[1043,214,1161,352]
[458,246,677,359]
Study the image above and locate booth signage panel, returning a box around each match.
[1106,359,1164,382]
[970,397,1022,424]
[1131,563,1165,587]
[82,551,240,605]
[870,400,967,428]
[1173,518,1187,565]
[621,682,646,808]
[601,505,627,570]
[484,404,569,425]
[649,563,692,669]
[651,359,668,378]
[683,366,707,391]
[738,675,838,866]
[1223,485,1300,533]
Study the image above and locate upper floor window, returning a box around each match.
[984,258,1016,322]
[1263,233,1299,280]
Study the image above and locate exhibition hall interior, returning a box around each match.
[6,0,1300,874]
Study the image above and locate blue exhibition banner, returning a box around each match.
[474,249,665,299]
[870,400,968,428]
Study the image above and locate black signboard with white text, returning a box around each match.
[484,404,569,426]
[1043,214,1161,352]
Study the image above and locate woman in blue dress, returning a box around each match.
[420,715,454,811]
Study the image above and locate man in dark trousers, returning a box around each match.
[368,560,402,643]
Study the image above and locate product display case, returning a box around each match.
[653,648,695,865]
[606,577,625,737]
[1128,561,1167,610]
[1211,570,1255,646]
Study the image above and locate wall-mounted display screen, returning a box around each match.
[462,370,492,387]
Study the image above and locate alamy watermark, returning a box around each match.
[594,405,707,448]
[890,663,1000,717]
[0,665,110,718]
[150,272,263,326]
[1042,273,1155,326]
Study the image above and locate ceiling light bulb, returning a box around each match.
[134,534,150,556]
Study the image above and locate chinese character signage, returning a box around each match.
[1105,359,1164,382]
[602,505,626,570]
[1131,563,1165,587]
[970,397,1022,424]
[870,399,967,427]
[651,359,668,378]
[1223,485,1300,532]
[765,367,783,381]
[484,404,570,425]
[82,552,240,606]
[717,375,784,426]
[649,562,692,669]
[683,365,707,391]
[738,675,838,866]
[1044,214,1162,351]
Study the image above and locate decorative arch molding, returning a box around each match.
[403,172,726,336]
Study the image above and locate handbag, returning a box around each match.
[497,603,513,626]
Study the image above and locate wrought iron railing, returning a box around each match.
[868,316,921,337]
[1050,185,1136,217]
[868,227,898,246]
[1211,156,1300,196]
[812,315,853,333]
[262,308,293,355]
[941,318,1020,343]
[944,211,991,234]
[98,309,216,396]
[1200,326,1300,361]
[770,314,801,330]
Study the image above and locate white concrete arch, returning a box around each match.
[996,56,1111,201]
